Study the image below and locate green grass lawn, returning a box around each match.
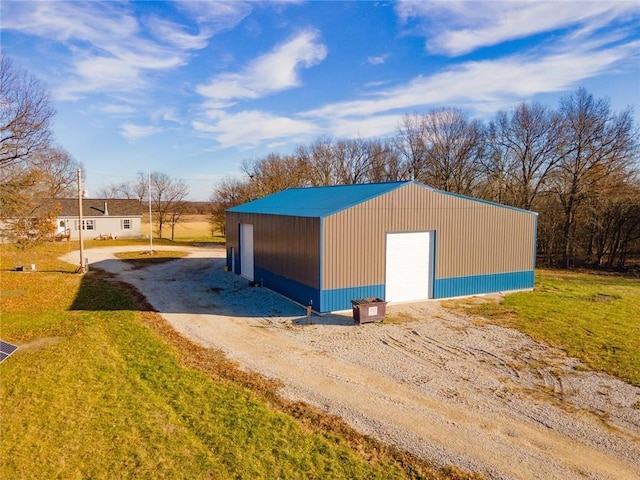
[455,269,640,386]
[0,242,478,480]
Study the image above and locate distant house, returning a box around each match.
[53,198,143,240]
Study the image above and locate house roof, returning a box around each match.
[53,198,142,217]
[227,181,410,218]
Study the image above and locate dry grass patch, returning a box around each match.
[447,269,640,386]
[383,311,419,324]
[143,215,225,243]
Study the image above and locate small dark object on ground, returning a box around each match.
[351,297,387,324]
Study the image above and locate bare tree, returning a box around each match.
[395,113,428,181]
[295,136,337,186]
[396,110,485,194]
[2,195,59,265]
[476,146,511,204]
[209,178,252,236]
[1,54,54,167]
[98,174,148,203]
[486,102,559,210]
[95,183,124,199]
[0,54,60,249]
[132,172,150,204]
[535,194,565,267]
[241,153,307,197]
[365,138,404,182]
[331,138,372,184]
[293,137,403,186]
[551,88,638,268]
[421,108,485,195]
[0,158,41,217]
[581,173,640,268]
[167,200,189,241]
[147,171,189,238]
[32,145,81,198]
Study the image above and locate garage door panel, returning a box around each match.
[385,232,432,302]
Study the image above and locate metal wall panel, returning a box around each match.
[433,270,535,298]
[254,266,320,309]
[320,284,385,313]
[322,183,536,290]
[226,212,321,289]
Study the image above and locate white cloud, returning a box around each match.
[152,108,182,124]
[367,54,389,66]
[3,1,213,100]
[175,0,253,31]
[120,123,163,141]
[99,104,136,116]
[364,80,391,89]
[327,114,405,140]
[3,1,137,46]
[192,110,318,148]
[146,16,212,50]
[396,0,640,56]
[304,39,639,122]
[197,29,327,100]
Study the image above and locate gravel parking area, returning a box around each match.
[62,245,640,480]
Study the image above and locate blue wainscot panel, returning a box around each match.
[254,267,320,310]
[433,270,534,299]
[320,284,385,313]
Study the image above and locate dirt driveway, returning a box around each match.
[62,245,640,480]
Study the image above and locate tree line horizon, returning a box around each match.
[211,88,639,270]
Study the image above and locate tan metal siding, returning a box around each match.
[226,212,320,288]
[322,183,536,289]
[323,204,388,289]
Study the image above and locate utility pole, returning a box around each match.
[148,170,153,253]
[77,168,86,273]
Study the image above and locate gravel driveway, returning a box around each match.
[62,245,640,480]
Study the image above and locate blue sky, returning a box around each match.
[2,0,639,200]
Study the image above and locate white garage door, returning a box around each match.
[385,231,433,303]
[240,224,254,281]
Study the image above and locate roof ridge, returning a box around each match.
[228,181,411,218]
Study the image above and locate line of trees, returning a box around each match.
[211,88,639,269]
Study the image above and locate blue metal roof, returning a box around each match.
[227,181,409,218]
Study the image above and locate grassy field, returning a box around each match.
[144,214,225,243]
[0,241,478,480]
[447,269,640,386]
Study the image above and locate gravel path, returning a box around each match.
[62,245,640,480]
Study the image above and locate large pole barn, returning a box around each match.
[226,181,537,313]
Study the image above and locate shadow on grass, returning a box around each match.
[70,269,155,312]
[1,268,80,274]
[69,256,355,326]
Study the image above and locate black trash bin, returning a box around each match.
[351,297,386,324]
